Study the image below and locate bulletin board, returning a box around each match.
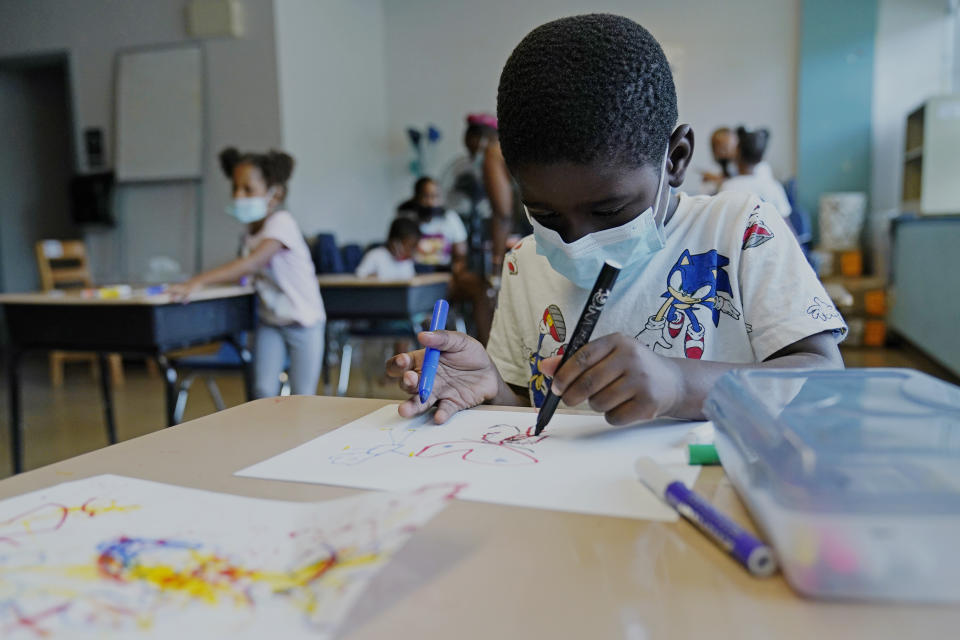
[114,44,204,181]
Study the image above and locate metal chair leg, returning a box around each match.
[337,341,353,396]
[204,378,226,411]
[97,352,118,445]
[174,375,195,425]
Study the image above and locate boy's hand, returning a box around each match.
[541,333,684,426]
[385,330,506,423]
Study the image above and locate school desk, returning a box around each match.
[317,272,451,321]
[318,273,452,394]
[0,286,255,474]
[0,395,956,639]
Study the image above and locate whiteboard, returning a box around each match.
[115,45,203,181]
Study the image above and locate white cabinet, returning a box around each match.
[903,95,960,215]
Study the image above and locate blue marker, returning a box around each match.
[418,299,449,404]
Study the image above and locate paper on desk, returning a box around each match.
[238,405,706,521]
[0,475,450,639]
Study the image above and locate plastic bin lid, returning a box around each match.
[704,368,960,514]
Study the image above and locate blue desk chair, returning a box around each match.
[169,333,291,423]
[783,177,813,256]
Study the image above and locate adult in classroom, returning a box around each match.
[440,113,518,277]
[700,126,738,194]
[441,114,498,221]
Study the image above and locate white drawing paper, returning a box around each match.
[0,475,450,638]
[238,406,706,521]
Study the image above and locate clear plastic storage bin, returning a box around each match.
[704,368,960,602]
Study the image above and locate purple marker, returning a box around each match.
[635,457,777,577]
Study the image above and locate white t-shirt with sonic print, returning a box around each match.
[488,191,847,409]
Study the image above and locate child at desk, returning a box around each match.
[168,148,325,398]
[719,127,791,218]
[386,14,846,425]
[397,177,494,344]
[355,217,420,280]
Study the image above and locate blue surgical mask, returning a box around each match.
[529,149,671,289]
[226,195,271,224]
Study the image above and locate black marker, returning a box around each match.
[534,260,621,435]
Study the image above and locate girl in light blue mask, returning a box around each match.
[169,148,325,398]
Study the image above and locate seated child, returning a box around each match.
[356,217,421,280]
[720,127,792,218]
[397,176,469,271]
[386,14,846,426]
[397,176,495,344]
[168,147,325,399]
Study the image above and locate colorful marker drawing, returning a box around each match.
[414,425,548,465]
[329,423,548,467]
[0,475,450,639]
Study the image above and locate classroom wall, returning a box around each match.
[870,0,954,213]
[955,7,960,90]
[273,0,392,246]
[0,0,284,281]
[796,0,877,226]
[382,0,800,202]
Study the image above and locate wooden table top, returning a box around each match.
[2,396,956,639]
[0,285,253,306]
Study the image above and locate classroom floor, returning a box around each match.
[0,341,956,479]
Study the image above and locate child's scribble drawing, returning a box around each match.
[328,422,424,465]
[330,422,547,467]
[414,425,548,465]
[0,475,449,639]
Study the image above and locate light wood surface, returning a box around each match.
[0,284,252,306]
[2,396,956,639]
[317,273,451,288]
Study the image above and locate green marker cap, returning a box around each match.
[687,443,720,465]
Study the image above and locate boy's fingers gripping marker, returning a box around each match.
[418,300,449,404]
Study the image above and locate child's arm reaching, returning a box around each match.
[167,239,284,301]
[385,330,528,423]
[541,330,842,425]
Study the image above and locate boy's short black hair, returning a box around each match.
[497,13,677,169]
[388,216,421,242]
[736,126,770,165]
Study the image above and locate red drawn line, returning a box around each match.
[413,482,469,499]
[4,602,71,638]
[303,553,338,584]
[0,503,70,547]
[412,425,547,466]
[414,441,539,465]
[79,497,101,517]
